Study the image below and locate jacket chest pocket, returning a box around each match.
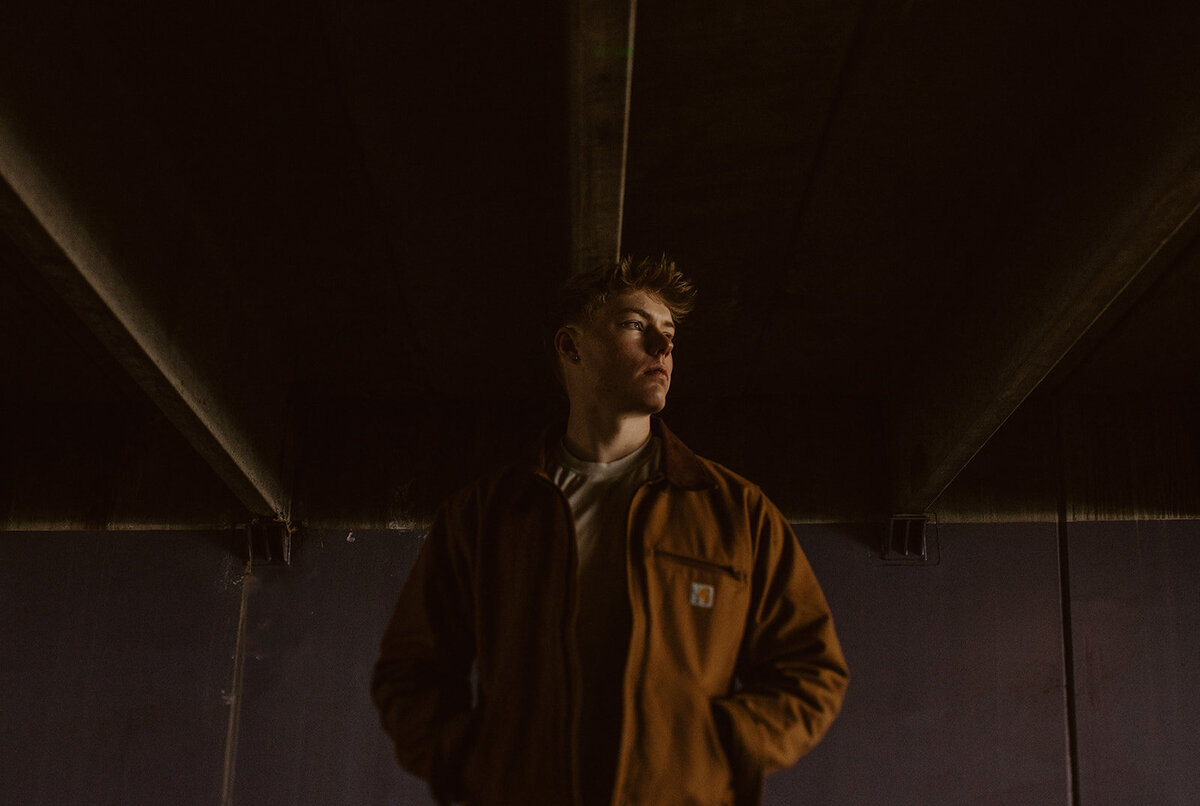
[644,547,749,686]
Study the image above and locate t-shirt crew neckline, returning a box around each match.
[555,435,658,480]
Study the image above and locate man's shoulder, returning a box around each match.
[657,441,777,522]
[654,449,794,558]
[691,451,756,489]
[439,456,546,515]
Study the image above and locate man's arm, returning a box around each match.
[711,491,849,795]
[371,502,478,805]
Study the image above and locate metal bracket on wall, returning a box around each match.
[880,514,939,565]
[245,518,294,568]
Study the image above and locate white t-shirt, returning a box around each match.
[550,435,661,570]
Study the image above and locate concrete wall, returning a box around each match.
[1,521,1195,805]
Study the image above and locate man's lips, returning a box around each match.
[644,367,670,380]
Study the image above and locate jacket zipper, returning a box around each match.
[609,479,656,806]
[540,476,583,806]
[652,548,747,583]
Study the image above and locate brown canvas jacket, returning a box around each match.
[372,419,849,806]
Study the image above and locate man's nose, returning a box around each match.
[650,331,673,357]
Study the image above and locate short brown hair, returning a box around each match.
[553,255,697,330]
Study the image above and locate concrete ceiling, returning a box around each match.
[3,0,1199,528]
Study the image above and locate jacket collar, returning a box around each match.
[651,417,718,490]
[526,417,717,491]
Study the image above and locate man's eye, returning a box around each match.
[623,321,644,330]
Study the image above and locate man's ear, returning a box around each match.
[554,326,580,363]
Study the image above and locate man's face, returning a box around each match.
[564,289,676,417]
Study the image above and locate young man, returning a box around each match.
[372,257,848,806]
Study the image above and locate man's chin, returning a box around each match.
[642,395,668,415]
[606,391,667,418]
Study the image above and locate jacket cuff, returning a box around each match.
[711,698,765,806]
[431,709,479,805]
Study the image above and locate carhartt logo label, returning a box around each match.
[690,582,715,608]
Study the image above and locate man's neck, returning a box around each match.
[563,412,653,463]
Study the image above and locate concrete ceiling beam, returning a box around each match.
[570,0,637,273]
[890,155,1200,515]
[0,123,290,522]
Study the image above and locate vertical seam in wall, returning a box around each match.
[1056,399,1082,806]
[221,561,253,806]
[613,0,637,262]
[1058,500,1082,806]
